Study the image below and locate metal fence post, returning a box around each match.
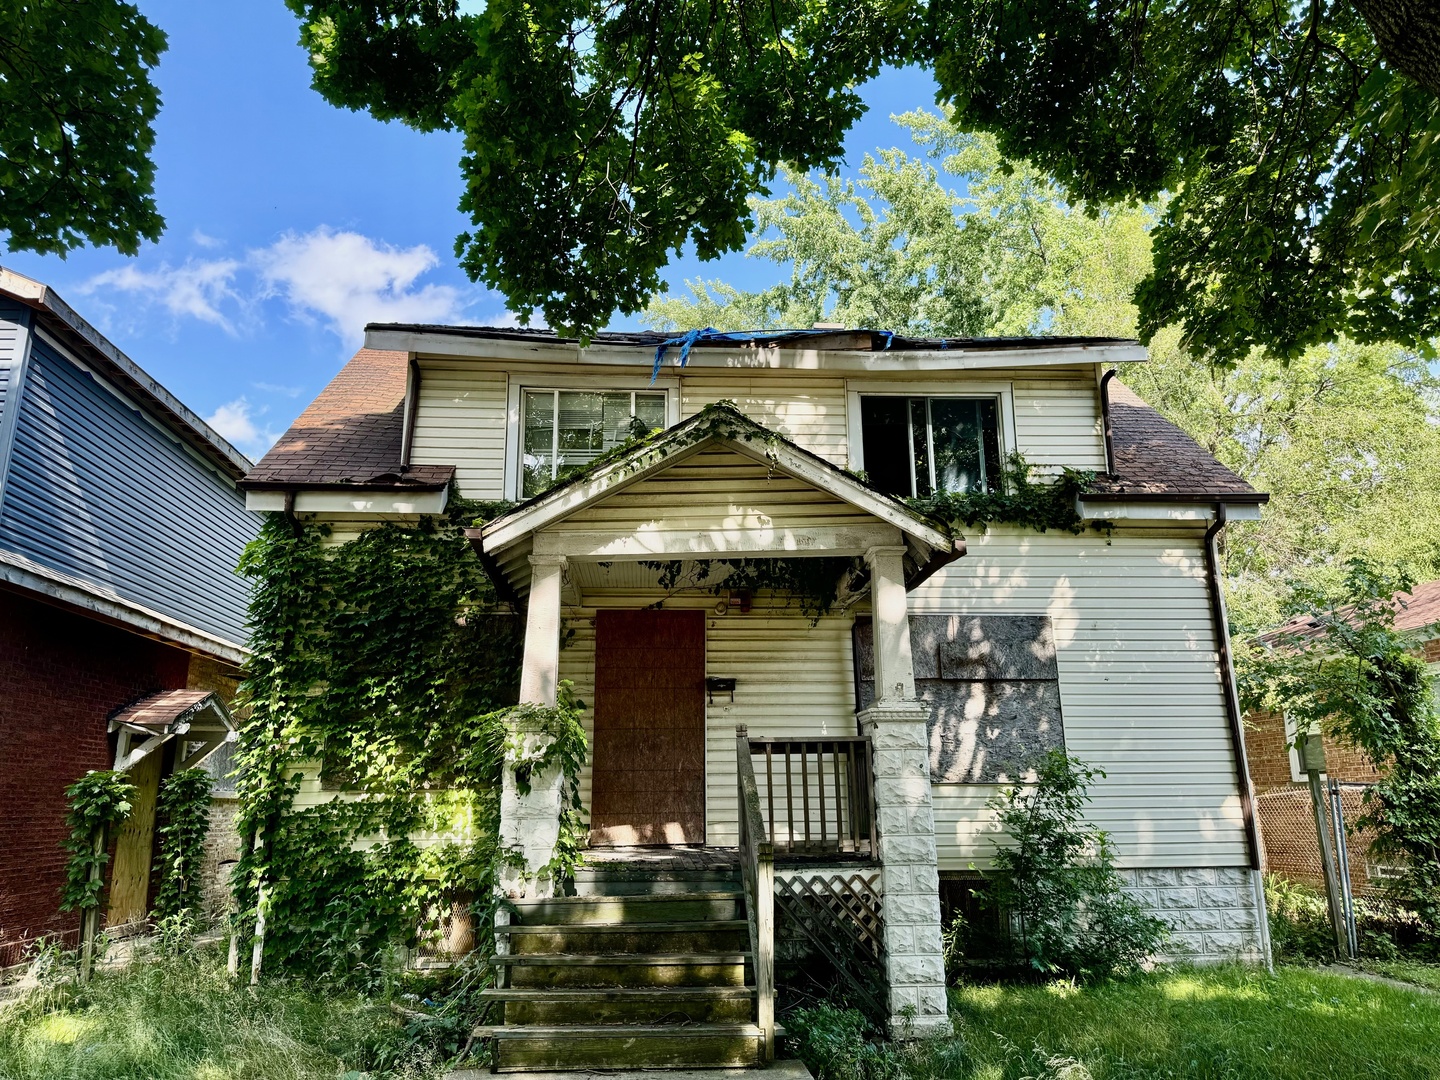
[1329,779,1359,959]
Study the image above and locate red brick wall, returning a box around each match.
[1244,710,1295,793]
[0,590,190,968]
[1244,709,1381,791]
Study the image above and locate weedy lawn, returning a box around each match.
[3,959,1439,1079]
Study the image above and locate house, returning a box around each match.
[0,269,257,969]
[242,326,1270,1064]
[1245,579,1440,894]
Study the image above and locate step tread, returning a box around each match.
[480,987,755,999]
[491,1023,767,1039]
[509,890,743,904]
[492,952,750,965]
[499,920,749,934]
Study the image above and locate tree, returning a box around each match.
[0,1,167,257]
[645,114,1151,339]
[646,111,1440,631]
[1238,561,1440,930]
[286,1,1438,350]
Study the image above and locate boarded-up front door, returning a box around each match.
[590,610,706,845]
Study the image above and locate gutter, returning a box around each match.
[401,355,421,469]
[1203,503,1264,871]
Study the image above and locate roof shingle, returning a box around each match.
[1087,381,1263,501]
[241,349,452,490]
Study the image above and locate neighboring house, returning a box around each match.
[0,269,257,968]
[242,327,1269,1061]
[1245,579,1440,894]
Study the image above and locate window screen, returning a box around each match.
[522,390,666,497]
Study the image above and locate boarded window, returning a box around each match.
[854,614,1065,783]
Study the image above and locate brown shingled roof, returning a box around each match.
[241,349,452,490]
[244,350,1260,505]
[110,689,226,731]
[1261,579,1440,645]
[1088,381,1264,502]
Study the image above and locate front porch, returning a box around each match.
[475,406,958,1065]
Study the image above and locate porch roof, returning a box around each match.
[475,403,960,597]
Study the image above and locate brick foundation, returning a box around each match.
[0,590,190,968]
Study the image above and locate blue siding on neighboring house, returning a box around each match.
[0,302,25,430]
[0,333,256,645]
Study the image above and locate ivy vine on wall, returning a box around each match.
[152,767,215,921]
[232,509,536,977]
[59,771,135,913]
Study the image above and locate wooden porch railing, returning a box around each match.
[745,735,878,859]
[735,725,775,1063]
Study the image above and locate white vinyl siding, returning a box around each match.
[409,359,508,500]
[1007,368,1107,473]
[549,446,879,539]
[680,374,850,467]
[914,524,1248,869]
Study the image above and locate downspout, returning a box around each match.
[400,355,421,471]
[1098,368,1118,476]
[1204,503,1263,872]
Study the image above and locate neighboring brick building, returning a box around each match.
[1244,580,1440,893]
[0,269,257,969]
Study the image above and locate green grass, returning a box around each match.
[942,965,1440,1080]
[793,965,1440,1080]
[0,950,438,1080]
[1360,959,1440,993]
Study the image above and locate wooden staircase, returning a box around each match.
[482,863,772,1071]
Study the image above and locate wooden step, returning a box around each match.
[489,1023,767,1071]
[508,892,744,924]
[481,986,754,1025]
[492,952,749,988]
[499,919,750,955]
[573,868,740,897]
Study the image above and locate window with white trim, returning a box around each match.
[858,396,1002,499]
[521,389,668,498]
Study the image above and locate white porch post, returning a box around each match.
[499,553,567,898]
[857,545,952,1037]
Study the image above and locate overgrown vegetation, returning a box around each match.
[0,944,474,1080]
[960,752,1167,979]
[910,454,1100,537]
[231,509,542,979]
[151,767,213,922]
[1264,875,1430,963]
[58,771,135,914]
[1239,561,1440,937]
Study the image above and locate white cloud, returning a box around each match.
[251,227,467,347]
[84,259,243,332]
[81,226,473,349]
[253,381,305,397]
[191,228,224,249]
[205,397,280,458]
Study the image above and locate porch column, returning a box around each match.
[857,545,952,1037]
[499,554,567,898]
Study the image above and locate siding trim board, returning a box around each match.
[0,301,36,515]
[0,547,245,663]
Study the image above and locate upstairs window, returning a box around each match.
[859,396,1001,499]
[522,389,667,497]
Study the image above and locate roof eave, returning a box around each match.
[0,266,254,480]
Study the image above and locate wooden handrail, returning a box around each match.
[745,736,878,859]
[735,725,775,1062]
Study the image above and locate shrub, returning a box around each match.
[981,751,1168,979]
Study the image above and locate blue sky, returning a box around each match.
[0,4,944,462]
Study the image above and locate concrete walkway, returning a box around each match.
[1321,962,1437,995]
